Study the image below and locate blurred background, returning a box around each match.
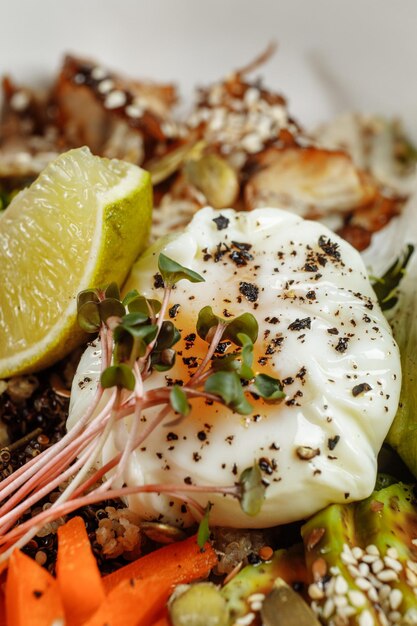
[1,0,416,133]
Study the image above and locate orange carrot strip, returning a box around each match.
[103,534,217,593]
[5,549,64,626]
[151,610,172,626]
[56,516,105,626]
[85,576,173,626]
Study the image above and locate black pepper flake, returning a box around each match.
[193,452,201,462]
[335,337,349,353]
[352,383,372,397]
[214,242,230,262]
[344,492,350,499]
[212,214,230,230]
[184,476,192,485]
[167,432,178,441]
[33,590,43,599]
[239,281,259,302]
[197,431,207,441]
[258,357,268,366]
[303,262,319,273]
[185,333,196,349]
[296,366,307,381]
[215,340,231,355]
[259,457,274,475]
[318,235,341,260]
[169,303,180,319]
[327,327,339,335]
[231,240,252,251]
[232,463,238,476]
[182,356,198,368]
[153,273,164,289]
[282,377,294,386]
[288,317,311,331]
[328,435,340,451]
[306,290,316,300]
[229,250,253,267]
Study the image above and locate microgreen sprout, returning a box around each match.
[0,253,284,559]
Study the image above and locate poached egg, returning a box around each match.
[68,207,401,528]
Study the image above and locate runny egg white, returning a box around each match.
[68,207,401,528]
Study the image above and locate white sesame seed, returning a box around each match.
[348,565,361,578]
[247,593,265,603]
[389,588,403,610]
[329,566,341,576]
[404,607,417,623]
[241,133,263,154]
[250,601,263,612]
[125,104,144,119]
[407,568,417,587]
[377,569,398,582]
[361,554,379,564]
[352,547,364,560]
[343,543,353,555]
[10,91,29,112]
[335,575,349,595]
[161,122,177,138]
[388,610,402,623]
[322,598,335,619]
[377,609,390,626]
[359,609,374,626]
[97,79,114,94]
[341,551,357,565]
[384,556,402,572]
[408,560,417,575]
[412,538,417,547]
[334,595,348,608]
[367,573,382,589]
[91,66,107,81]
[387,547,399,559]
[244,87,260,107]
[367,587,379,603]
[371,558,384,574]
[379,584,392,600]
[348,589,366,607]
[270,104,287,125]
[365,544,380,556]
[308,583,324,600]
[104,90,127,109]
[235,613,255,626]
[355,577,372,591]
[325,577,336,597]
[359,563,370,577]
[339,605,357,618]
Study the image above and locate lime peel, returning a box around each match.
[0,147,152,378]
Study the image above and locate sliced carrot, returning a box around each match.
[103,534,217,593]
[151,610,172,626]
[56,515,105,626]
[85,576,173,626]
[5,549,64,626]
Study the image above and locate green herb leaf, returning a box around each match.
[239,463,266,516]
[197,502,213,548]
[104,282,120,300]
[100,364,136,390]
[152,348,177,371]
[225,314,258,345]
[170,385,191,416]
[154,321,181,351]
[254,374,285,401]
[127,295,161,317]
[158,253,204,286]
[98,297,126,323]
[77,289,99,310]
[121,312,149,327]
[204,371,253,415]
[196,307,258,345]
[77,301,101,333]
[372,244,414,311]
[196,306,225,342]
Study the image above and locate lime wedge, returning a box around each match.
[0,147,152,377]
